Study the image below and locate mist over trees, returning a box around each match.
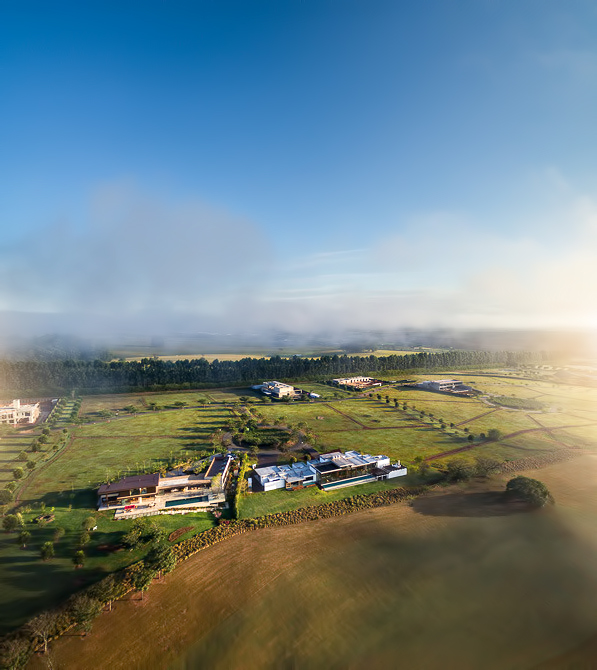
[0,350,544,395]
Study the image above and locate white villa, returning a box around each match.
[259,381,296,398]
[0,399,40,426]
[253,450,407,492]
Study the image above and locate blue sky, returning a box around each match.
[2,0,597,337]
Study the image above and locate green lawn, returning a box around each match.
[258,403,359,431]
[76,406,230,438]
[0,433,32,482]
[315,425,464,462]
[80,391,216,416]
[0,505,215,632]
[239,472,423,519]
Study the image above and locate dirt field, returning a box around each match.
[32,454,597,670]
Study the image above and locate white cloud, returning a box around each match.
[1,172,596,338]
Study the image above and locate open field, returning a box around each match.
[80,391,215,416]
[35,454,597,670]
[119,353,273,362]
[3,369,597,640]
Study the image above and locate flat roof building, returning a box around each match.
[0,399,40,426]
[261,381,295,398]
[252,450,406,493]
[97,453,234,517]
[332,377,383,389]
[416,379,475,394]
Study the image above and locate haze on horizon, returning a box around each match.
[2,1,597,347]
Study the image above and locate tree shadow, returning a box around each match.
[412,491,532,517]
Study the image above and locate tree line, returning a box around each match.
[0,349,545,395]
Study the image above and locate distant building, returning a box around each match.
[416,379,475,394]
[0,399,40,426]
[332,376,382,389]
[261,381,295,398]
[97,453,233,517]
[252,450,406,492]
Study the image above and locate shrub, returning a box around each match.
[40,542,54,561]
[18,530,31,548]
[0,489,13,505]
[67,594,102,634]
[506,476,553,507]
[475,456,501,477]
[12,468,24,480]
[73,550,85,568]
[3,514,20,532]
[445,459,474,482]
[82,516,96,531]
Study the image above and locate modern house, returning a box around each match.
[97,453,233,517]
[312,451,406,491]
[251,461,319,492]
[252,450,406,492]
[260,381,296,398]
[416,379,475,394]
[0,399,40,426]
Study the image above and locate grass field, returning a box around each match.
[4,367,597,639]
[35,454,597,670]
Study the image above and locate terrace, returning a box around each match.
[98,454,233,518]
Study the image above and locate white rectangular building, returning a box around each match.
[261,381,295,398]
[0,399,40,426]
[253,450,407,492]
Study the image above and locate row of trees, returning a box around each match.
[0,350,545,394]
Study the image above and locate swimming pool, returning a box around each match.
[321,475,376,491]
[165,495,209,507]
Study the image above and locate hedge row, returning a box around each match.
[232,454,249,519]
[173,485,426,562]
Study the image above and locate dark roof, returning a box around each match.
[205,454,231,478]
[313,461,342,474]
[98,473,159,495]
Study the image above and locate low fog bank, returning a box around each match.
[0,317,593,361]
[2,178,596,359]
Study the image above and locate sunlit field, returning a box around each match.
[35,455,597,670]
[3,369,597,641]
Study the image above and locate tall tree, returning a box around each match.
[26,611,60,655]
